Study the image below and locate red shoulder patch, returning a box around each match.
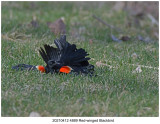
[36,65,45,73]
[59,66,72,74]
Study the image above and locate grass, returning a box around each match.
[1,2,159,117]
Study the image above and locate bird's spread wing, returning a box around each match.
[61,45,90,66]
[54,35,90,66]
[54,35,70,51]
[39,35,69,64]
[39,35,90,67]
[39,44,60,64]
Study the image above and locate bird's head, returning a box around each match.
[48,60,56,67]
[48,60,62,68]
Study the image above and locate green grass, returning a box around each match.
[1,2,159,117]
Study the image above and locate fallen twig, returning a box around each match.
[92,15,121,32]
[96,61,117,69]
[147,14,159,26]
[128,64,159,70]
[96,61,158,70]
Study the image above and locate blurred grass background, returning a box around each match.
[1,1,159,117]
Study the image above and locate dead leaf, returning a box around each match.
[89,39,93,44]
[29,112,41,117]
[120,36,130,41]
[47,18,66,35]
[113,2,125,11]
[131,53,138,59]
[132,66,142,73]
[96,62,102,67]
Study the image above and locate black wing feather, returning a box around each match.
[39,47,49,64]
[39,45,60,64]
[39,35,90,67]
[54,35,69,51]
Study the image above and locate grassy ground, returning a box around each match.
[1,2,159,117]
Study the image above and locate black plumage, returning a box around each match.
[12,35,94,75]
[39,35,94,75]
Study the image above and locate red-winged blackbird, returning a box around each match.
[12,35,94,75]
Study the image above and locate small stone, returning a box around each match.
[131,53,138,59]
[29,111,41,117]
[132,66,142,73]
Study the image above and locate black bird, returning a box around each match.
[12,35,94,75]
